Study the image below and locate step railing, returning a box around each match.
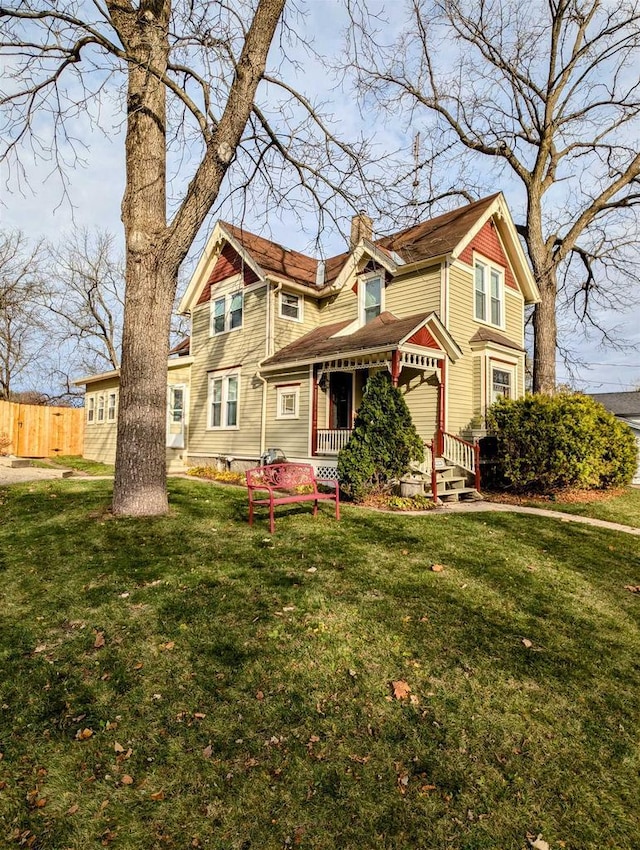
[439,430,481,491]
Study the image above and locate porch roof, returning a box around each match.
[261,310,461,371]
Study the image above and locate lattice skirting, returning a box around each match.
[313,463,339,481]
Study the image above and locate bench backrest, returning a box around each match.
[246,462,316,490]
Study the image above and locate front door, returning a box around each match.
[167,385,185,449]
[329,372,352,430]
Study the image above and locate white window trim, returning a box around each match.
[209,275,244,337]
[107,391,117,422]
[278,290,303,323]
[359,271,385,325]
[87,394,95,425]
[488,360,517,406]
[276,384,300,420]
[473,253,505,331]
[207,370,241,430]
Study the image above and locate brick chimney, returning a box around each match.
[350,210,373,249]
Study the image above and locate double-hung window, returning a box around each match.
[107,391,117,422]
[279,291,302,322]
[97,394,105,423]
[474,259,504,328]
[362,274,383,324]
[211,290,243,335]
[87,396,95,424]
[208,372,240,429]
[491,367,513,403]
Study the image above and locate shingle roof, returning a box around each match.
[220,194,500,292]
[221,222,319,287]
[263,311,433,368]
[376,194,499,264]
[469,326,524,351]
[169,337,190,356]
[588,391,640,417]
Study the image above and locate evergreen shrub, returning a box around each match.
[486,392,637,492]
[337,371,424,500]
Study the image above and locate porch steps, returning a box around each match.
[427,463,482,502]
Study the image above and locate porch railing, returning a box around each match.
[410,441,433,476]
[316,428,352,455]
[439,430,481,491]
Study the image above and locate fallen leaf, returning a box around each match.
[75,728,94,740]
[133,663,143,670]
[114,742,125,754]
[528,836,550,850]
[193,712,206,720]
[522,638,533,649]
[431,563,445,572]
[624,585,640,593]
[121,775,134,785]
[202,744,213,759]
[33,644,47,654]
[391,680,411,700]
[94,631,105,649]
[256,690,265,700]
[160,641,175,651]
[66,803,79,815]
[401,549,409,556]
[397,772,410,794]
[150,790,165,801]
[409,694,420,705]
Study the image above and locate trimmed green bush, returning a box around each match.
[337,371,424,500]
[486,392,637,492]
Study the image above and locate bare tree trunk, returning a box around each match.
[532,274,558,395]
[112,2,173,516]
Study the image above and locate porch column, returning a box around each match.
[391,350,400,387]
[437,358,446,455]
[311,364,319,456]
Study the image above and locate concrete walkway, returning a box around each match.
[429,499,640,537]
[0,465,75,485]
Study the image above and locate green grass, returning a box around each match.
[0,479,639,850]
[48,455,114,475]
[504,487,640,528]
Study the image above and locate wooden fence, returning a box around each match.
[0,400,84,458]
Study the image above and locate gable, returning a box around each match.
[406,326,440,349]
[459,220,518,291]
[196,243,260,306]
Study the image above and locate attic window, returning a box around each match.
[361,273,383,324]
[211,290,243,335]
[474,258,504,329]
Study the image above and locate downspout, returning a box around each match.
[256,279,282,455]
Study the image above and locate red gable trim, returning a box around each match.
[406,326,440,349]
[459,220,518,290]
[196,243,260,306]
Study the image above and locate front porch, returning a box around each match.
[311,349,445,457]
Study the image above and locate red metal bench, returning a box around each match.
[246,462,340,533]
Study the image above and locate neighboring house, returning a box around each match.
[588,391,640,485]
[76,193,540,485]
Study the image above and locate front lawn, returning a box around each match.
[489,487,640,528]
[0,479,639,849]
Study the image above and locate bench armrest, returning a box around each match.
[247,482,274,497]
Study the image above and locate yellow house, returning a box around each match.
[77,193,540,487]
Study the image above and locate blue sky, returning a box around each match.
[2,0,638,394]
